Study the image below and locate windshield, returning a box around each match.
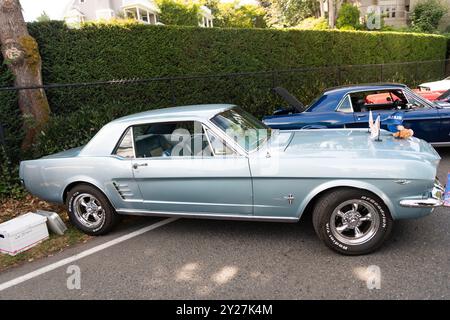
[404,87,438,109]
[210,107,271,152]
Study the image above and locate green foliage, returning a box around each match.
[0,146,24,198]
[36,11,51,23]
[295,17,329,30]
[0,22,447,198]
[157,0,200,26]
[411,0,447,33]
[264,0,320,27]
[336,3,361,30]
[212,2,267,28]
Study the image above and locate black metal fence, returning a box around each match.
[1,59,448,115]
[0,58,448,161]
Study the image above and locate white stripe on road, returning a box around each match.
[0,217,178,292]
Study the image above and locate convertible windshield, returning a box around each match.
[210,107,271,152]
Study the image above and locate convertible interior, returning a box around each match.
[350,90,409,112]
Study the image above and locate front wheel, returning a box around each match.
[312,188,393,255]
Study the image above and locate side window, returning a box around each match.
[114,128,134,158]
[133,121,213,158]
[205,129,236,156]
[337,96,353,113]
[351,90,408,112]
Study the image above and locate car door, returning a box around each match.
[129,120,253,216]
[401,90,442,143]
[437,108,450,143]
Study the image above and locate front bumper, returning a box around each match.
[399,179,445,208]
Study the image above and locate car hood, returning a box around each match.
[267,129,440,165]
[435,100,450,108]
[420,80,450,90]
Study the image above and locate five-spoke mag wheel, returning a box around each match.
[67,184,120,235]
[73,193,105,229]
[330,199,380,246]
[313,188,393,255]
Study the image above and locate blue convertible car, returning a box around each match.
[20,104,444,255]
[263,84,450,146]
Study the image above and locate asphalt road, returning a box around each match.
[0,149,450,299]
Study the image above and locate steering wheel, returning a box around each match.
[392,99,406,110]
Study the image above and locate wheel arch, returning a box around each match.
[62,178,107,204]
[296,180,394,220]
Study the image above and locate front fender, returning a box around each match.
[296,179,395,219]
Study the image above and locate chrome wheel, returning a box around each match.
[330,199,380,246]
[73,193,105,229]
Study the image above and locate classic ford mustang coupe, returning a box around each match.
[263,84,450,146]
[20,104,444,255]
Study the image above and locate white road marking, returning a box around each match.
[0,217,178,292]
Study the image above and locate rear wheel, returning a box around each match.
[312,188,393,255]
[66,184,120,235]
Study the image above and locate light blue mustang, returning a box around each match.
[20,104,445,255]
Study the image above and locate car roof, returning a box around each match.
[111,104,236,124]
[323,83,407,96]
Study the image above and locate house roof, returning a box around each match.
[121,0,160,13]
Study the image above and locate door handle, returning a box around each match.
[132,163,148,169]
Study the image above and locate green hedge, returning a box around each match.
[0,21,448,197]
[25,22,446,81]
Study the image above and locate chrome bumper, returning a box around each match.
[399,179,445,208]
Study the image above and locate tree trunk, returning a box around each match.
[0,0,50,150]
[328,0,336,28]
[319,0,325,18]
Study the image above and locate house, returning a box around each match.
[353,0,449,29]
[199,5,213,27]
[355,0,411,28]
[63,0,214,27]
[64,0,160,24]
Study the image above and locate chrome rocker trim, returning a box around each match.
[400,179,445,208]
[116,209,299,222]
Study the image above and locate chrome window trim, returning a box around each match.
[335,94,354,113]
[116,208,299,222]
[112,126,135,159]
[131,126,136,158]
[203,125,217,156]
[333,87,422,113]
[206,119,249,157]
[207,106,273,156]
[202,124,241,157]
[119,119,246,161]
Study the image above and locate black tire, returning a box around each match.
[312,188,393,255]
[66,183,120,236]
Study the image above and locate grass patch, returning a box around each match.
[0,194,91,272]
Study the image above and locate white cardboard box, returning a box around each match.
[0,212,49,256]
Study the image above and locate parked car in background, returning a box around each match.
[263,84,450,146]
[20,104,444,255]
[419,76,450,91]
[414,89,446,102]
